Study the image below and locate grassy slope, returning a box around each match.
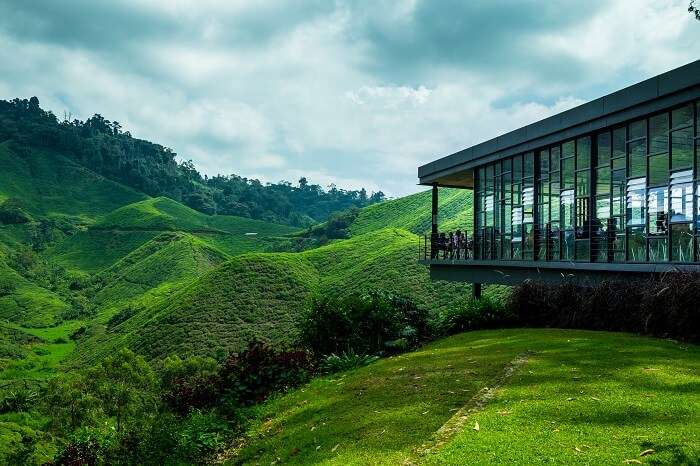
[349,188,472,236]
[47,197,299,273]
[230,329,700,466]
[73,228,495,363]
[0,142,146,221]
[0,253,69,327]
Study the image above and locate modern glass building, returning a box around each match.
[418,60,700,293]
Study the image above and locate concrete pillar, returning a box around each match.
[473,283,482,299]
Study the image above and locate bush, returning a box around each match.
[435,297,516,336]
[320,352,379,374]
[174,410,232,462]
[219,341,314,405]
[300,290,430,356]
[0,198,32,225]
[106,307,137,329]
[508,273,700,342]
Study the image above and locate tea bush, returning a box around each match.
[320,352,379,374]
[300,290,430,356]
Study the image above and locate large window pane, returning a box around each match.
[524,152,535,178]
[513,155,522,179]
[670,171,693,223]
[539,149,549,174]
[626,178,646,228]
[561,189,574,229]
[671,224,693,262]
[628,140,646,178]
[628,120,646,140]
[562,141,575,159]
[671,127,693,170]
[649,113,669,155]
[550,146,560,172]
[524,224,534,260]
[576,171,589,197]
[562,158,574,190]
[613,128,626,158]
[627,226,646,261]
[612,169,625,216]
[576,197,590,238]
[576,137,591,170]
[594,198,611,262]
[563,230,575,261]
[597,132,611,166]
[647,187,668,236]
[648,153,669,186]
[576,240,590,261]
[523,185,534,223]
[550,182,560,222]
[596,168,610,196]
[672,103,693,130]
[648,238,668,262]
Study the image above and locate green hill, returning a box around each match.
[349,188,472,236]
[72,228,498,363]
[44,198,299,273]
[0,252,70,327]
[0,142,146,221]
[89,232,230,317]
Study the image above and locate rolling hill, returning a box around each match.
[349,187,472,236]
[70,228,499,363]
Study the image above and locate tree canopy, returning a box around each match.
[0,97,385,226]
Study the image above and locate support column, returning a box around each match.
[431,184,438,235]
[431,184,438,259]
[473,283,482,299]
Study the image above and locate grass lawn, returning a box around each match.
[229,329,700,465]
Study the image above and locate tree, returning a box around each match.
[691,1,700,19]
[43,373,101,433]
[85,348,158,432]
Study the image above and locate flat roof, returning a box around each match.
[418,59,700,187]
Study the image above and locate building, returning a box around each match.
[417,60,700,296]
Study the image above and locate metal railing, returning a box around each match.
[418,233,474,261]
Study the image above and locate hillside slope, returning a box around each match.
[72,228,482,362]
[0,142,146,221]
[230,329,700,465]
[349,188,472,236]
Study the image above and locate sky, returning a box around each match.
[0,1,698,197]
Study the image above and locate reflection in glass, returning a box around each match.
[670,171,693,222]
[647,187,668,236]
[597,132,611,166]
[626,178,646,228]
[671,128,693,170]
[671,224,693,262]
[628,140,646,178]
[648,153,669,186]
[672,103,693,130]
[649,113,669,154]
[627,226,646,261]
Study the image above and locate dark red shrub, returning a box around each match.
[219,341,315,405]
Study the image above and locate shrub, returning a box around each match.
[219,341,314,405]
[52,429,105,466]
[0,388,39,413]
[434,297,516,336]
[106,307,137,329]
[508,273,700,342]
[174,410,232,462]
[0,198,32,225]
[300,290,429,356]
[162,374,221,416]
[320,352,379,374]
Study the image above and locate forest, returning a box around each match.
[0,98,384,227]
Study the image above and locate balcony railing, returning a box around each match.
[418,232,474,262]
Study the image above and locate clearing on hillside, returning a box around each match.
[229,329,699,466]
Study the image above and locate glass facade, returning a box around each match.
[474,100,700,263]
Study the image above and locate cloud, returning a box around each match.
[0,0,697,197]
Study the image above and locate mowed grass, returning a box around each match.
[349,188,472,236]
[230,329,699,466]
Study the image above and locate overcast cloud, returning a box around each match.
[0,0,697,196]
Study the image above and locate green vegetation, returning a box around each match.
[230,329,700,465]
[349,188,472,236]
[0,98,383,226]
[80,228,482,362]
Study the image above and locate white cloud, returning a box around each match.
[0,0,697,197]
